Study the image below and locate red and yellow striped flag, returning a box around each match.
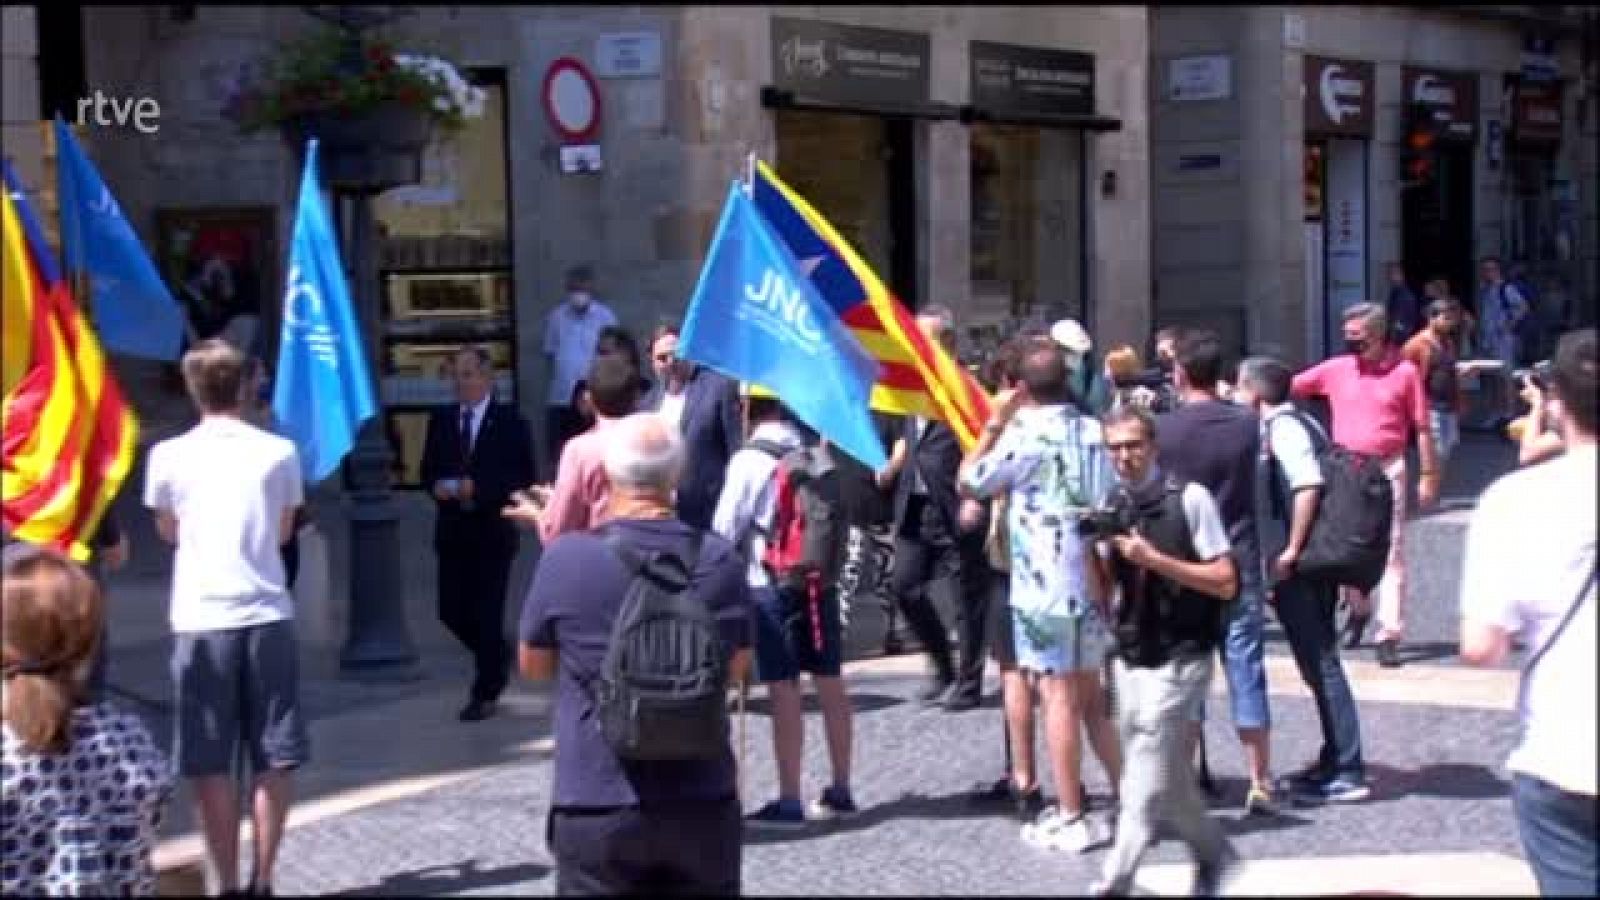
[3,171,138,561]
[751,160,992,451]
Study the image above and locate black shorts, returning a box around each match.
[171,619,309,778]
[986,572,1016,669]
[548,798,741,896]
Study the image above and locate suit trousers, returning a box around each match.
[890,496,990,696]
[436,528,516,703]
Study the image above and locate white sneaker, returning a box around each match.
[1024,807,1105,853]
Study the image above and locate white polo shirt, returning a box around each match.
[144,416,304,633]
[1461,444,1597,796]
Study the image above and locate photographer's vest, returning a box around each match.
[1109,474,1223,668]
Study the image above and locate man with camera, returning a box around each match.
[1087,405,1239,897]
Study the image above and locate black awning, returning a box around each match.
[958,105,1122,132]
[760,86,961,122]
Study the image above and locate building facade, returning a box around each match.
[12,6,1151,482]
[1150,6,1596,365]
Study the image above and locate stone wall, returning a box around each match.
[2,6,42,196]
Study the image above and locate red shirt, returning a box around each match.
[1291,350,1428,460]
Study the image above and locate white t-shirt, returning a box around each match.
[1178,480,1233,563]
[657,390,687,430]
[543,300,617,406]
[1461,444,1596,796]
[143,417,304,633]
[711,420,806,589]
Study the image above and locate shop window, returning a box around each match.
[373,69,515,488]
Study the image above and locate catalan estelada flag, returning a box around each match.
[751,160,992,451]
[2,161,138,561]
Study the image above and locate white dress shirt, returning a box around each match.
[460,393,491,453]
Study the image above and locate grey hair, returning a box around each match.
[1237,355,1293,406]
[1343,302,1387,338]
[918,304,955,333]
[603,413,685,493]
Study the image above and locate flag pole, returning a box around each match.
[742,151,756,197]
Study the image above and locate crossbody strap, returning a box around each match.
[1517,564,1597,717]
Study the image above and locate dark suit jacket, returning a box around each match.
[892,416,966,541]
[420,401,536,550]
[666,367,744,531]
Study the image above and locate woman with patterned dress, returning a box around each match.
[2,543,174,897]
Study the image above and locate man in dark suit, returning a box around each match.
[642,324,744,530]
[421,346,536,722]
[877,306,991,711]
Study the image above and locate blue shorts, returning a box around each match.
[752,584,843,683]
[1191,539,1270,730]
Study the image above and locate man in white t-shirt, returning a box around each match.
[143,339,306,896]
[1460,328,1596,897]
[543,264,618,479]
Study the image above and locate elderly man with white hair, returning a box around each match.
[518,413,754,895]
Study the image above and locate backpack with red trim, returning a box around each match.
[746,439,847,652]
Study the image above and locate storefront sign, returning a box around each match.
[968,41,1094,117]
[1402,66,1477,141]
[1167,55,1232,102]
[1508,74,1564,148]
[595,32,662,79]
[771,17,930,107]
[1303,56,1374,138]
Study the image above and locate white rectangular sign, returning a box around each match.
[1168,55,1232,102]
[596,32,663,79]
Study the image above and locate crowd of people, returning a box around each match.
[2,255,1594,897]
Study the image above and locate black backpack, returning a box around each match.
[1273,410,1394,593]
[588,527,730,762]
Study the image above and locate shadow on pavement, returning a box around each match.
[329,860,551,896]
[1366,762,1508,802]
[742,691,905,717]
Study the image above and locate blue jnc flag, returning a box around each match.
[272,139,377,483]
[55,117,185,360]
[679,183,887,471]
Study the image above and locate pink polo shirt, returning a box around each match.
[537,416,617,544]
[1291,350,1428,460]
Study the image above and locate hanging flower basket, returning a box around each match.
[280,101,434,193]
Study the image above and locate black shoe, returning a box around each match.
[940,685,981,712]
[918,674,954,706]
[459,698,498,722]
[1376,639,1402,668]
[1344,612,1371,650]
[246,881,273,898]
[1014,785,1046,823]
[1192,845,1238,897]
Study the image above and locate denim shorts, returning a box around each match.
[1429,408,1460,462]
[171,619,309,778]
[752,584,843,683]
[1190,540,1270,730]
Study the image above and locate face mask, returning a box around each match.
[1157,357,1174,375]
[569,291,592,310]
[1344,338,1368,357]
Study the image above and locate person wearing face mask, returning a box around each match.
[1291,303,1439,668]
[542,265,618,481]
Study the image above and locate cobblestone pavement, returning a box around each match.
[268,666,1523,896]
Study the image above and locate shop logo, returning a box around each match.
[745,266,823,345]
[780,37,830,80]
[1319,64,1365,124]
[1412,74,1455,107]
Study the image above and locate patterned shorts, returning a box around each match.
[1010,606,1109,676]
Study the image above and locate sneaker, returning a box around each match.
[1023,807,1105,854]
[745,798,806,829]
[807,786,859,821]
[1245,784,1277,816]
[1293,777,1371,805]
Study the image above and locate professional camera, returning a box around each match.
[1076,504,1136,540]
[1112,368,1170,393]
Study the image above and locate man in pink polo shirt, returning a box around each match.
[503,354,640,541]
[1291,302,1439,668]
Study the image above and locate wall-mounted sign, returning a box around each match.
[770,17,930,107]
[1402,66,1478,141]
[1521,34,1559,84]
[596,32,662,79]
[1506,73,1564,149]
[1303,55,1374,138]
[968,41,1094,117]
[542,57,602,142]
[1168,55,1232,102]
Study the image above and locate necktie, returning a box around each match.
[459,407,473,466]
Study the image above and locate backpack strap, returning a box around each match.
[1516,564,1596,718]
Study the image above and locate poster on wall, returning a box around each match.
[1323,138,1366,354]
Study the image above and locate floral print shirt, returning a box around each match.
[962,405,1114,619]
